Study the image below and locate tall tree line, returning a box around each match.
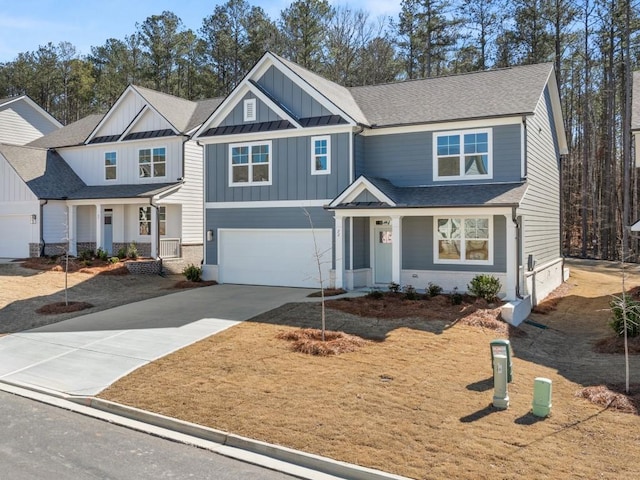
[0,0,639,260]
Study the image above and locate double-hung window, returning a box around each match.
[435,216,492,264]
[105,152,117,180]
[434,129,492,180]
[139,206,166,236]
[139,147,166,178]
[229,141,272,186]
[311,135,331,175]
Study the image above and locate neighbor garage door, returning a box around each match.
[219,229,332,288]
[0,214,32,258]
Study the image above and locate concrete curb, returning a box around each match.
[0,380,411,480]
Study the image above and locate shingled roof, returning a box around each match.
[28,114,104,148]
[0,144,86,199]
[349,63,554,127]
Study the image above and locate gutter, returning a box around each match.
[39,200,48,256]
[512,207,523,299]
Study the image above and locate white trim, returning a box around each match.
[433,215,493,266]
[311,135,331,175]
[243,98,257,122]
[544,69,569,155]
[104,151,117,181]
[433,128,493,181]
[197,124,355,145]
[349,131,354,183]
[329,176,396,208]
[521,120,526,178]
[361,116,522,137]
[205,199,330,209]
[86,86,136,144]
[138,145,167,179]
[334,207,511,218]
[228,140,273,187]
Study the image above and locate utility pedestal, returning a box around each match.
[532,377,552,417]
[492,354,509,410]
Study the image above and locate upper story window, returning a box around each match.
[311,135,331,175]
[139,147,166,178]
[434,129,492,181]
[105,152,117,180]
[243,98,256,122]
[434,216,492,265]
[229,141,272,186]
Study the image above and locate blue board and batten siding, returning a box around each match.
[518,86,561,266]
[401,216,507,273]
[205,207,334,265]
[205,133,351,202]
[256,66,332,119]
[219,93,282,126]
[358,124,522,186]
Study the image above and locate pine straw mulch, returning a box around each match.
[593,335,640,354]
[276,328,368,355]
[531,282,572,314]
[326,293,521,337]
[22,257,129,275]
[172,280,218,289]
[35,301,94,315]
[576,384,640,414]
[307,288,347,298]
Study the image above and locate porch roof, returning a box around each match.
[65,182,182,201]
[331,176,528,209]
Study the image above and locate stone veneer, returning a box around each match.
[125,259,162,275]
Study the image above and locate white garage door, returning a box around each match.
[0,215,32,258]
[219,229,332,288]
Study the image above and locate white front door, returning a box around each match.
[374,225,392,284]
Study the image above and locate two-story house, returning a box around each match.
[0,95,62,258]
[195,52,567,323]
[3,86,221,270]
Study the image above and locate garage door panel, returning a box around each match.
[219,229,332,288]
[0,215,32,258]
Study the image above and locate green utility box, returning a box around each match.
[532,377,552,417]
[490,339,513,383]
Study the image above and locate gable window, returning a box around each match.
[229,141,272,186]
[139,147,166,178]
[139,207,151,235]
[105,152,117,180]
[311,135,331,175]
[243,98,256,122]
[434,129,492,180]
[435,216,492,264]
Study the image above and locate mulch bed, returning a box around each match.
[36,301,94,315]
[277,328,368,356]
[576,384,640,414]
[172,280,218,289]
[307,288,347,298]
[593,335,640,354]
[23,257,129,275]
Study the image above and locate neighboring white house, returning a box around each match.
[1,86,221,271]
[0,95,62,258]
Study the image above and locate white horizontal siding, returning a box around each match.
[0,155,37,202]
[59,138,183,186]
[163,140,203,243]
[0,100,58,145]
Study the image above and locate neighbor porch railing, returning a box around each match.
[159,238,181,258]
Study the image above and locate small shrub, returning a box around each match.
[366,289,384,299]
[403,284,419,300]
[183,264,203,282]
[450,287,463,305]
[127,242,138,260]
[610,294,640,338]
[388,281,401,293]
[468,274,502,302]
[116,247,127,260]
[426,282,443,297]
[82,260,92,267]
[96,247,109,261]
[108,256,119,264]
[78,249,93,261]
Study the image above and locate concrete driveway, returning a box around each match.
[0,285,315,396]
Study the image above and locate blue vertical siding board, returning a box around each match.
[344,219,351,269]
[352,217,370,269]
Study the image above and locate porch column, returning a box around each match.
[95,204,103,252]
[151,205,158,258]
[68,205,77,256]
[334,213,345,289]
[391,215,402,285]
[505,214,517,300]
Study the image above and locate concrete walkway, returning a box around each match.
[0,285,315,396]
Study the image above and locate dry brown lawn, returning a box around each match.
[100,259,640,480]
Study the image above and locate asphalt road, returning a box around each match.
[0,391,296,480]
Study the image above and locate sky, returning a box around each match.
[0,0,403,62]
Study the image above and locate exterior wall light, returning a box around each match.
[206,230,214,242]
[31,214,37,224]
